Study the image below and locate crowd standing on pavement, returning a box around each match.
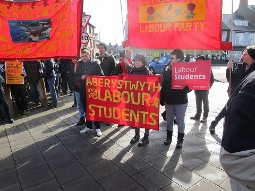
[1,43,255,191]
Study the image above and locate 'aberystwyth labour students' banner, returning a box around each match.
[86,75,161,130]
[5,61,24,84]
[172,60,211,90]
[0,0,82,60]
[125,0,222,50]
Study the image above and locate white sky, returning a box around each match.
[83,0,255,45]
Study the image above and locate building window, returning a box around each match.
[222,31,227,41]
[235,33,244,46]
[243,20,249,26]
[232,51,242,61]
[248,33,255,45]
[234,20,242,26]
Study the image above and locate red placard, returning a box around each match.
[172,61,211,90]
[0,0,82,60]
[86,75,161,130]
[126,0,222,50]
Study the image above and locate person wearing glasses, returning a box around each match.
[160,49,191,149]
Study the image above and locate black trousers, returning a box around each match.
[0,86,12,120]
[10,84,27,111]
[61,73,73,93]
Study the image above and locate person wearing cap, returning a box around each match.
[190,55,214,123]
[97,42,116,76]
[220,45,255,190]
[209,45,255,134]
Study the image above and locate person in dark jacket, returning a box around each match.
[220,50,255,190]
[59,59,73,95]
[0,67,14,124]
[23,61,42,105]
[190,55,214,123]
[160,49,191,149]
[79,49,104,137]
[209,45,255,134]
[42,59,58,109]
[97,42,116,76]
[129,54,152,147]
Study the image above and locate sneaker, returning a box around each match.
[80,127,90,134]
[96,129,102,137]
[8,119,14,123]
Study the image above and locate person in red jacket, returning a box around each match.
[114,49,134,75]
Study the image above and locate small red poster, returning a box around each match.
[86,75,161,130]
[172,60,211,90]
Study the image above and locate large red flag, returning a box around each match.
[126,0,222,50]
[0,0,82,60]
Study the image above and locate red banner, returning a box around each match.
[86,75,161,130]
[0,0,82,60]
[126,0,222,50]
[172,60,211,90]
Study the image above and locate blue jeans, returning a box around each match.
[29,82,40,102]
[165,103,188,133]
[47,78,58,106]
[74,91,85,118]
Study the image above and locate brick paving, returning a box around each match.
[0,67,232,191]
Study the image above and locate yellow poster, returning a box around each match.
[5,61,24,84]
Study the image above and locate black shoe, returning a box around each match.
[130,134,140,143]
[161,111,166,121]
[8,119,14,123]
[176,133,184,149]
[190,115,200,120]
[72,103,77,107]
[77,117,85,126]
[138,136,149,146]
[164,130,173,145]
[209,121,217,134]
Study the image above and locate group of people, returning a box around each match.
[1,42,255,190]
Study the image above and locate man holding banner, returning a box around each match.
[79,49,104,137]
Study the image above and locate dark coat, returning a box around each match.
[23,61,42,83]
[59,59,72,74]
[42,60,55,79]
[98,54,116,76]
[160,65,190,105]
[222,68,255,153]
[78,60,103,110]
[226,63,255,95]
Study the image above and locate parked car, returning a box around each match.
[149,55,170,74]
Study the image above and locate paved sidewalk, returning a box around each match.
[0,80,231,191]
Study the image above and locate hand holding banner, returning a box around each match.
[86,75,161,130]
[172,61,211,90]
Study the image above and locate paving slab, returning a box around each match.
[0,77,233,191]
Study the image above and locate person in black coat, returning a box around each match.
[59,59,73,95]
[209,46,255,134]
[129,54,152,147]
[79,49,104,137]
[160,49,191,149]
[220,49,255,189]
[23,61,42,105]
